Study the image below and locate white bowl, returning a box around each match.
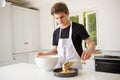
[35,55,58,72]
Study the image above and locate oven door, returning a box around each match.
[95,59,120,74]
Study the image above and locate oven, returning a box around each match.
[94,55,120,74]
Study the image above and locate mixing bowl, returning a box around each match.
[35,55,58,71]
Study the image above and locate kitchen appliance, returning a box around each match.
[94,54,120,74]
[53,68,78,77]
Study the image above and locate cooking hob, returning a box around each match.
[94,54,120,74]
[94,55,120,61]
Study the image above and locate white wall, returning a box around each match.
[39,0,120,51]
[97,0,120,50]
[39,3,55,50]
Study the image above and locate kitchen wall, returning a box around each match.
[97,0,120,51]
[39,0,120,51]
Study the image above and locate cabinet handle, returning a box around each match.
[24,42,28,44]
[13,57,16,60]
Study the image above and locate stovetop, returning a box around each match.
[94,55,120,60]
[95,55,120,58]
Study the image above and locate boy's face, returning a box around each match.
[53,12,69,27]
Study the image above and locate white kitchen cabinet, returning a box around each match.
[12,51,38,64]
[0,3,13,66]
[0,2,40,66]
[28,54,35,63]
[12,54,28,64]
[11,5,40,54]
[28,52,37,64]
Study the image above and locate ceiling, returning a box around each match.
[6,0,55,10]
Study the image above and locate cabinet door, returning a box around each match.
[11,6,25,53]
[12,54,28,64]
[24,9,40,52]
[0,3,13,66]
[11,5,40,53]
[28,52,36,63]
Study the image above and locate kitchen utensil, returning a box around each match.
[53,68,78,77]
[35,55,58,72]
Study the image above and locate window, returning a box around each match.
[83,11,97,45]
[69,15,79,23]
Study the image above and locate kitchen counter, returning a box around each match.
[0,63,120,80]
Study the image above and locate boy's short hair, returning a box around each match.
[51,2,69,15]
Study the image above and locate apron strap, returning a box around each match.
[69,22,72,39]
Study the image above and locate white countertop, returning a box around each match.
[0,63,120,80]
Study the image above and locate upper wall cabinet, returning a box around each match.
[0,3,13,66]
[11,5,40,54]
